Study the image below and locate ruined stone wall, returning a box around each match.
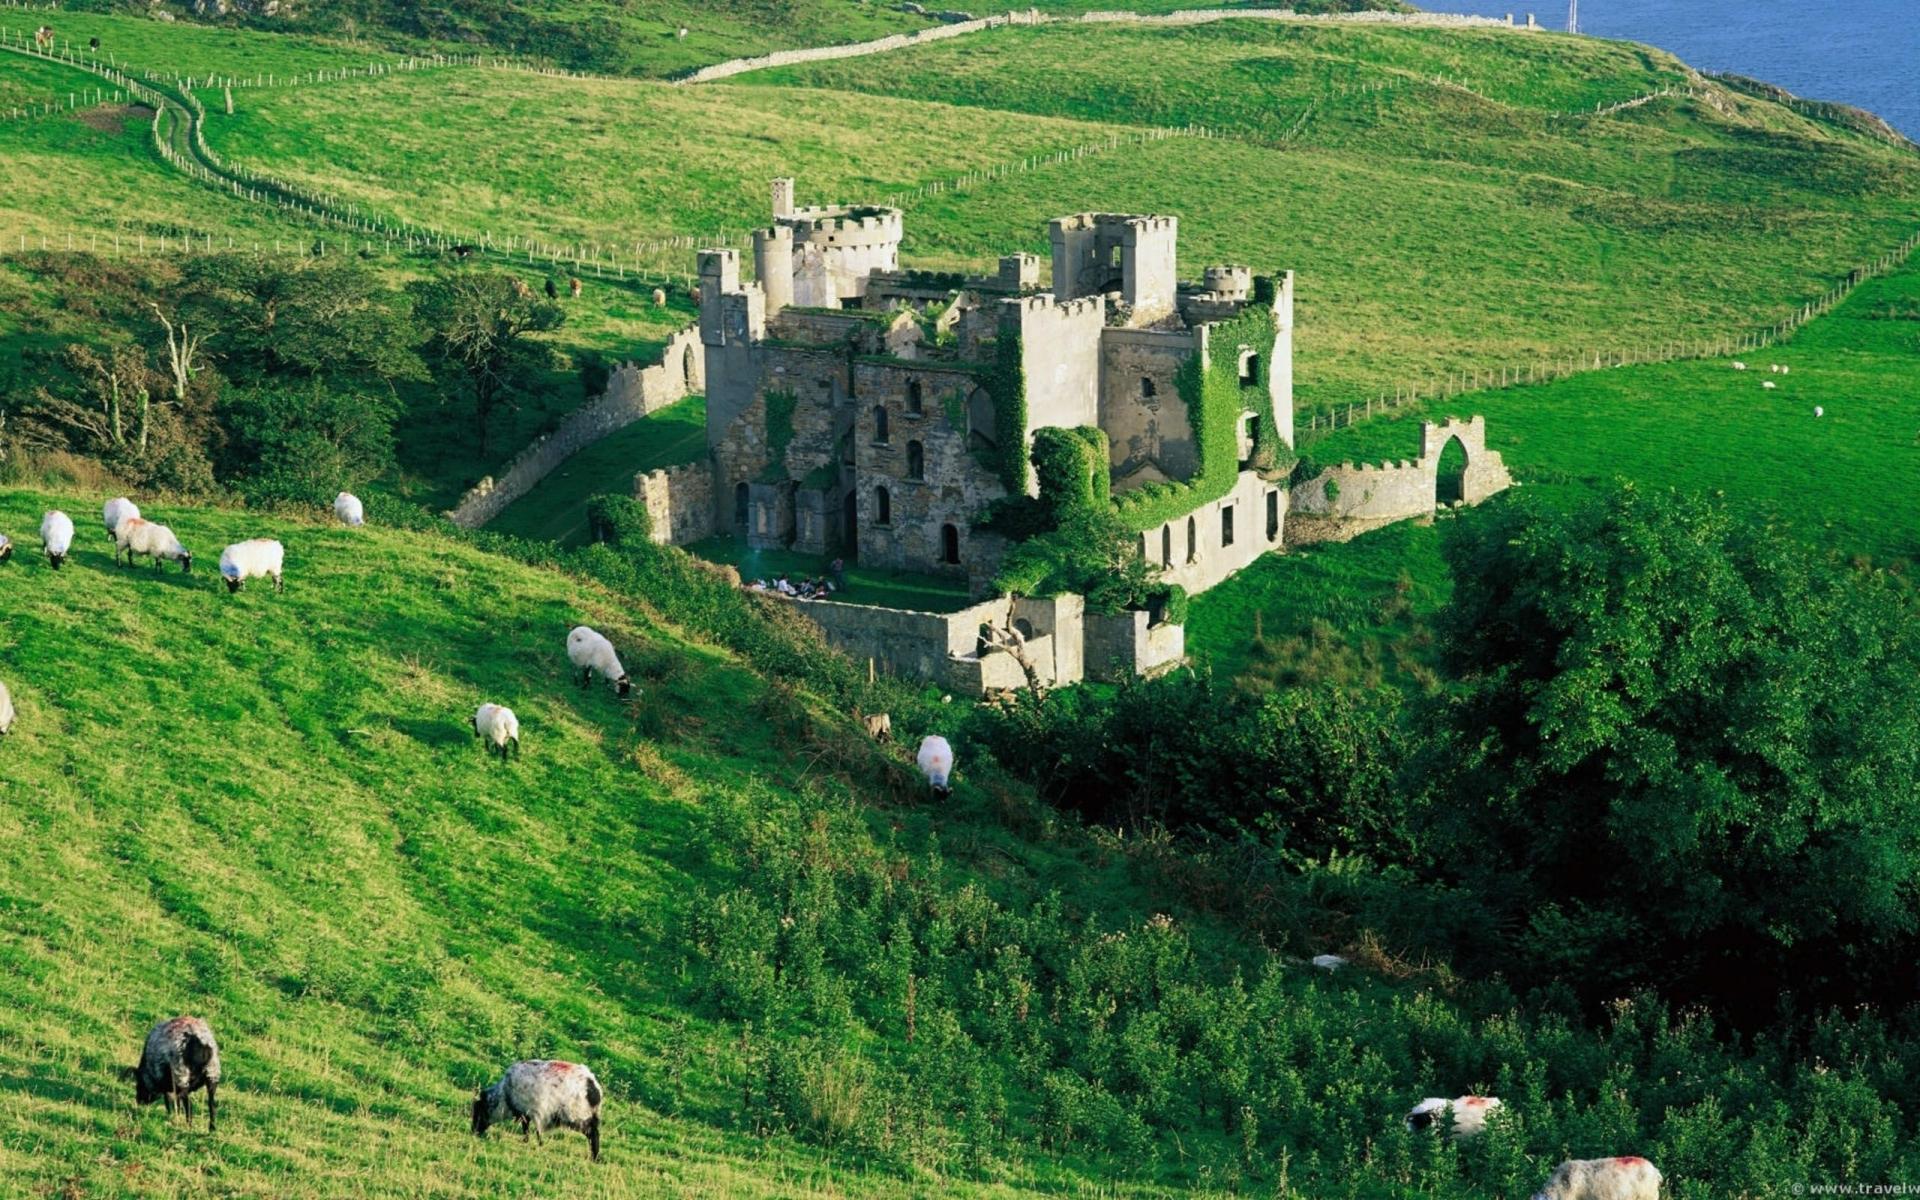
[852,362,999,576]
[771,593,1010,689]
[1287,414,1511,544]
[1138,468,1288,594]
[633,461,716,546]
[1100,327,1196,491]
[1084,608,1186,682]
[448,324,704,529]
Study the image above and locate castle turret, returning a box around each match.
[753,225,794,317]
[771,177,795,221]
[1047,213,1179,327]
[697,249,740,346]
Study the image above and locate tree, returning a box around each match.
[1422,484,1920,1014]
[218,381,399,503]
[181,253,425,387]
[411,272,562,455]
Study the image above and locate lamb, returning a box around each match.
[566,625,631,696]
[1531,1156,1662,1200]
[103,496,140,542]
[40,510,74,569]
[472,1060,603,1160]
[0,678,14,737]
[858,710,892,743]
[474,703,521,759]
[333,491,365,527]
[116,518,191,573]
[916,734,954,798]
[0,533,12,564]
[134,1016,221,1132]
[1406,1095,1503,1137]
[219,539,284,594]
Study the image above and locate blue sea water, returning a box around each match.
[1437,0,1920,140]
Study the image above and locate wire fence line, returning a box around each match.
[1298,226,1920,446]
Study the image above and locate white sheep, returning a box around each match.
[1781,365,1790,375]
[1406,1095,1503,1137]
[103,496,140,541]
[566,626,631,697]
[134,1016,222,1132]
[1531,1157,1662,1200]
[1311,953,1349,971]
[0,678,14,737]
[860,711,892,743]
[1770,363,1781,373]
[40,510,74,570]
[916,734,954,798]
[651,287,667,307]
[334,491,365,527]
[473,703,521,759]
[1731,361,1746,370]
[1762,380,1777,390]
[116,518,191,573]
[472,1060,603,1160]
[1814,406,1824,417]
[0,533,12,565]
[218,539,284,594]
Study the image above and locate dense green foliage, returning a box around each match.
[411,271,564,456]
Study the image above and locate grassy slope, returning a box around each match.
[200,21,1920,414]
[1186,246,1920,686]
[485,396,708,545]
[0,488,1168,1199]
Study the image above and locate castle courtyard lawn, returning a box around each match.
[486,396,708,545]
[686,534,974,613]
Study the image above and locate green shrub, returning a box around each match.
[584,493,652,546]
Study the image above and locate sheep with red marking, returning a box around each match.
[472,1060,603,1160]
[566,626,631,697]
[1531,1156,1662,1200]
[116,517,191,573]
[916,734,954,798]
[134,1016,222,1132]
[1406,1095,1502,1137]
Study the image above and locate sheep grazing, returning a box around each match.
[1814,406,1825,417]
[40,510,74,570]
[1731,361,1746,370]
[0,678,14,737]
[103,496,141,542]
[1781,365,1791,375]
[566,625,631,697]
[0,533,12,564]
[859,710,892,743]
[1311,953,1348,971]
[472,1060,603,1160]
[1406,1095,1503,1137]
[334,491,365,527]
[219,539,284,594]
[916,734,954,798]
[116,518,191,573]
[651,287,667,306]
[1762,380,1777,390]
[134,1016,221,1132]
[474,703,521,759]
[1531,1156,1662,1200]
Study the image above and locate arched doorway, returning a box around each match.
[1436,436,1468,505]
[941,523,960,565]
[734,481,749,530]
[843,490,858,558]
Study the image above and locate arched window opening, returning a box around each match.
[1186,515,1197,564]
[966,388,997,449]
[1238,349,1259,386]
[907,381,924,414]
[1161,524,1172,567]
[872,405,890,444]
[875,486,892,526]
[1140,376,1156,400]
[1266,490,1280,541]
[941,523,960,565]
[907,440,925,482]
[1221,504,1235,547]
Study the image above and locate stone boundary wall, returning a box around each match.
[677,7,1529,84]
[447,324,705,529]
[1287,414,1511,545]
[634,461,716,545]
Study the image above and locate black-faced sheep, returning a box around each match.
[116,518,191,573]
[916,734,953,798]
[566,626,631,697]
[0,533,12,564]
[40,510,73,569]
[473,703,520,759]
[103,497,140,542]
[219,539,284,594]
[334,492,364,527]
[134,1016,221,1131]
[1531,1157,1662,1200]
[472,1060,602,1160]
[1406,1095,1502,1137]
